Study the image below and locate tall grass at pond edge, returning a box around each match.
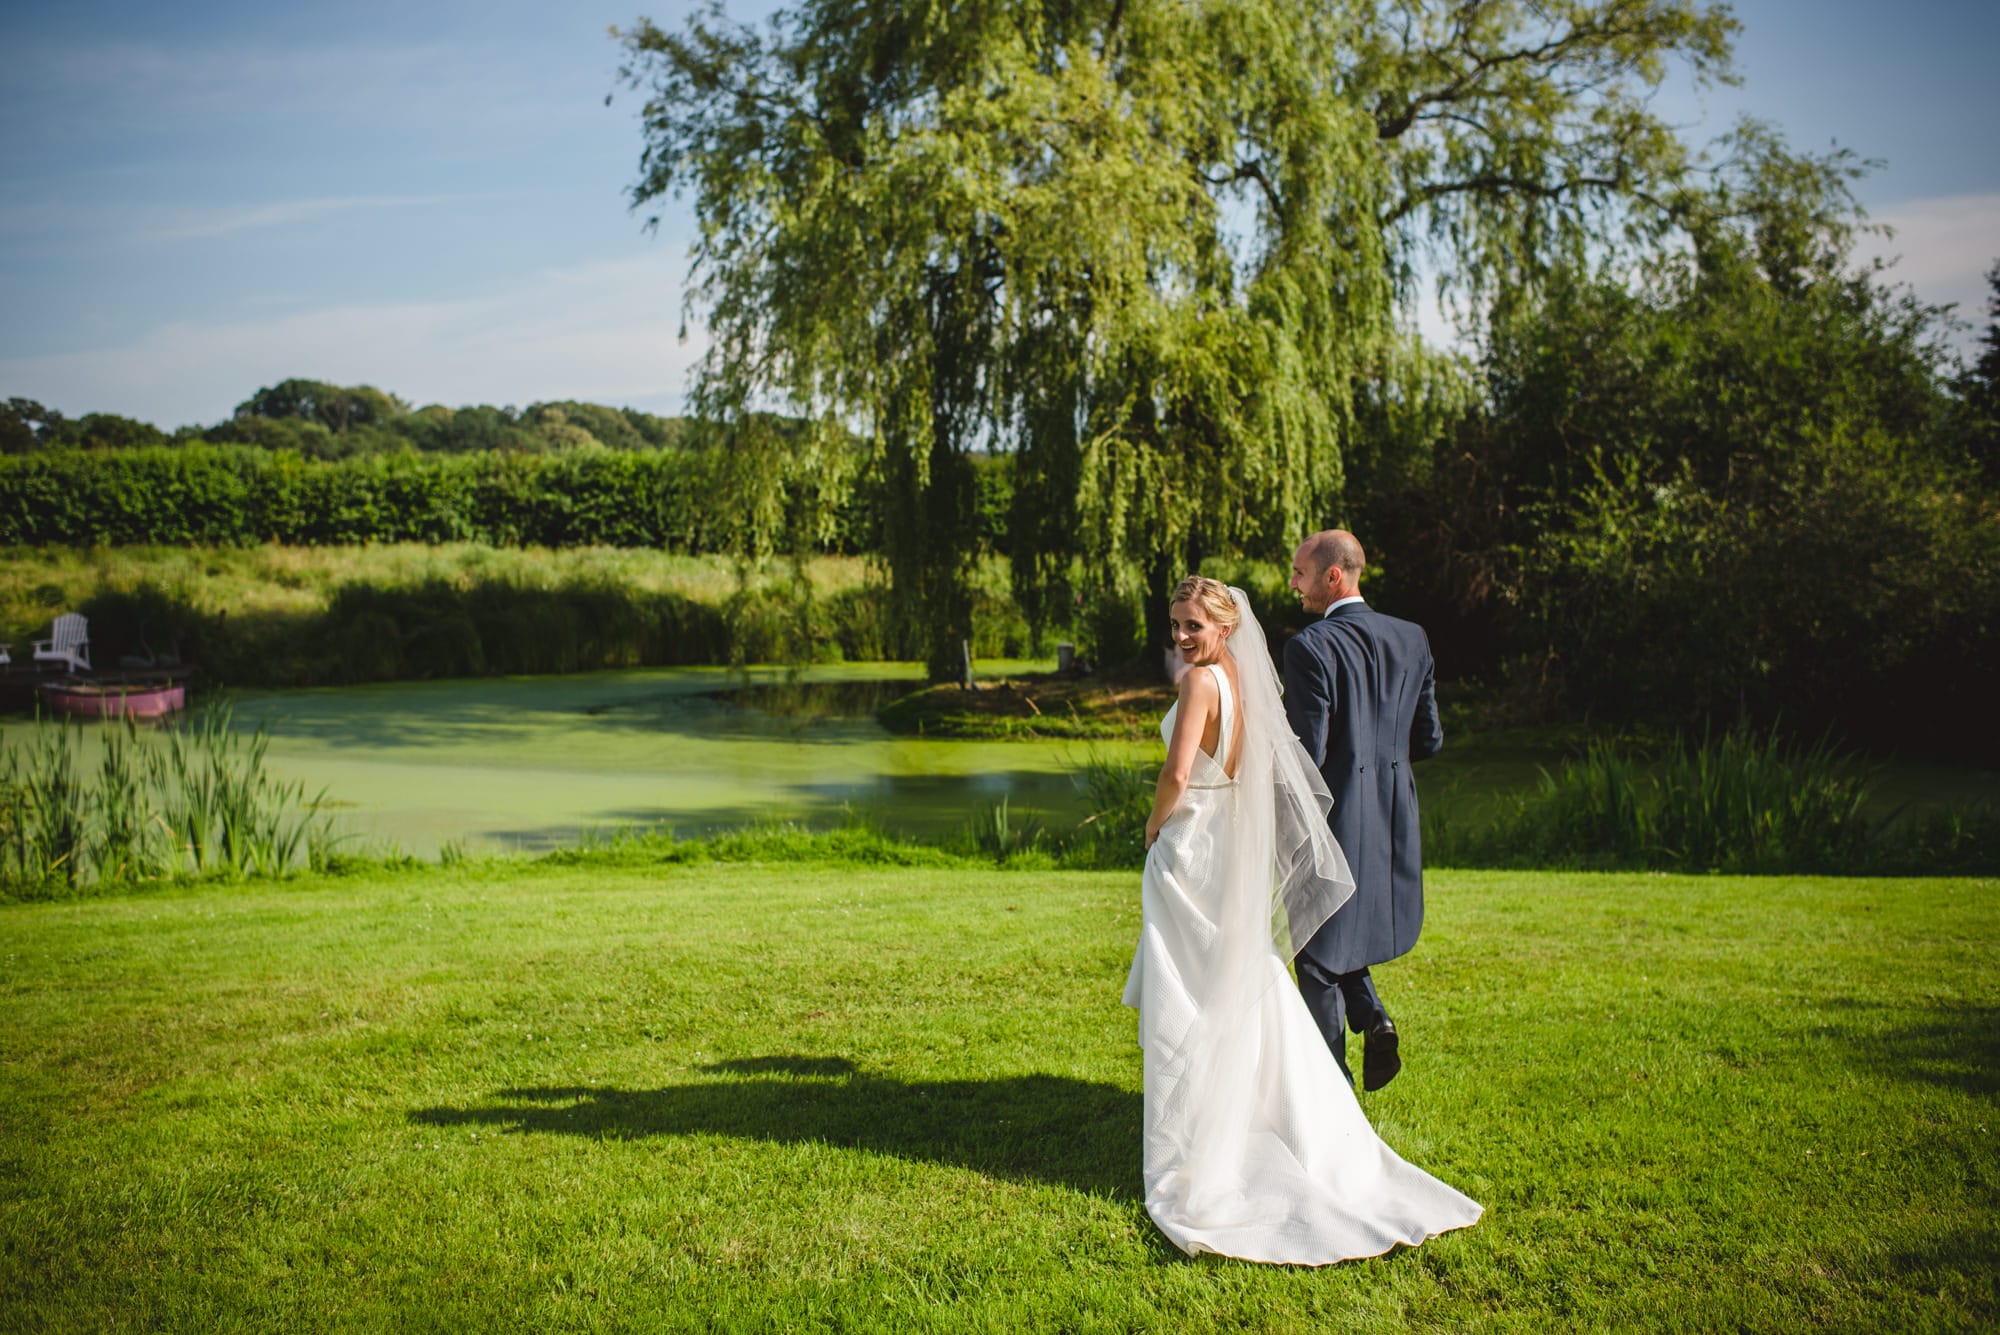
[0,707,336,898]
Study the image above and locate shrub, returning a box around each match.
[0,444,873,553]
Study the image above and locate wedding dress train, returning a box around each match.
[1123,658,1482,1264]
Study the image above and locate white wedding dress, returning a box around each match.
[1123,658,1482,1264]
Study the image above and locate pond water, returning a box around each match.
[222,663,1151,857]
[20,664,1992,863]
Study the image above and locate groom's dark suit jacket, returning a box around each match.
[1282,601,1443,975]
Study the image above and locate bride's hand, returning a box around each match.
[1144,819,1161,849]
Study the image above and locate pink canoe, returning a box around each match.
[39,681,187,720]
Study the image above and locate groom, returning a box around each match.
[1281,530,1443,1092]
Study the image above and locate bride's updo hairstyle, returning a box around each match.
[1171,575,1240,633]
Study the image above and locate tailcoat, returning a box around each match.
[1281,602,1442,975]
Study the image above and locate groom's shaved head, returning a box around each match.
[1300,530,1365,582]
[1290,530,1365,615]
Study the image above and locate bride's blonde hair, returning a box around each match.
[1170,575,1239,631]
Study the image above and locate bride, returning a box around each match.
[1122,576,1481,1264]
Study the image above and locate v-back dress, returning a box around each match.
[1123,662,1482,1264]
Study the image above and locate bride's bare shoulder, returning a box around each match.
[1217,655,1242,696]
[1175,663,1220,707]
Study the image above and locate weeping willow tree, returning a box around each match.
[616,0,1738,676]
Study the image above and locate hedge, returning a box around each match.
[0,445,871,552]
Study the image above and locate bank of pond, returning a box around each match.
[2,662,1996,898]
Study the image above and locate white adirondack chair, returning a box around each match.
[0,642,10,665]
[32,613,91,673]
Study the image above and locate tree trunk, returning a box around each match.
[1141,549,1177,681]
[881,426,979,684]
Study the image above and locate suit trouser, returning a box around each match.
[1294,956,1388,1083]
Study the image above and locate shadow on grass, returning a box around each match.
[411,1055,1143,1200]
[1880,1224,2000,1288]
[1836,1002,2000,1099]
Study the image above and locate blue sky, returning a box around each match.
[2,0,1995,429]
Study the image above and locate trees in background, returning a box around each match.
[0,399,52,453]
[2,400,167,453]
[616,0,1746,677]
[217,382,700,457]
[1959,264,2000,488]
[4,381,702,459]
[232,378,409,434]
[1360,142,1997,756]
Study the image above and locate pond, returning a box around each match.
[223,662,1151,857]
[18,664,1992,863]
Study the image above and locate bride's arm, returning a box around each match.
[1145,668,1218,848]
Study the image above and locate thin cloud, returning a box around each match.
[1866,192,2000,289]
[1860,192,2000,353]
[0,191,511,251]
[149,193,502,242]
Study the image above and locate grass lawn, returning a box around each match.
[0,544,878,641]
[2,861,1994,1332]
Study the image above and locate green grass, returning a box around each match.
[2,859,1993,1331]
[0,544,873,631]
[0,545,1053,685]
[0,545,887,685]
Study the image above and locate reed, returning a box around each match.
[1057,752,1154,869]
[1889,801,2000,876]
[0,707,336,898]
[953,796,1049,864]
[90,718,161,884]
[0,722,88,889]
[1432,727,1902,873]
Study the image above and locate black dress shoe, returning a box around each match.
[1362,1019,1401,1092]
